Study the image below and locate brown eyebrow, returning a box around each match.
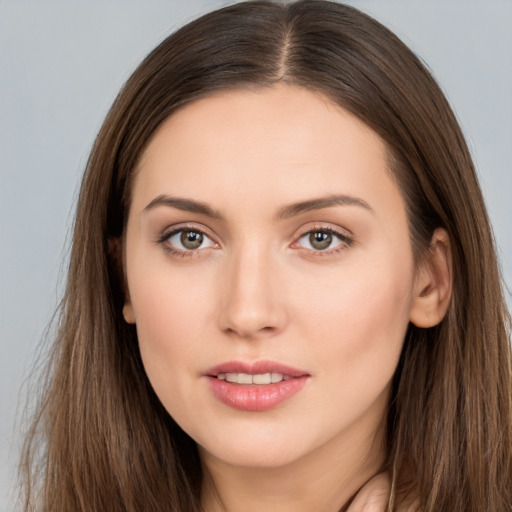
[144,193,372,220]
[276,194,373,219]
[144,195,223,219]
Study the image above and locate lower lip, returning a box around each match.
[207,376,308,412]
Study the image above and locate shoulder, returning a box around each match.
[346,473,421,512]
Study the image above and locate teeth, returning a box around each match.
[272,372,284,383]
[217,372,286,384]
[237,373,253,385]
[253,373,272,384]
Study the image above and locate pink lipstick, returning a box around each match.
[205,360,309,412]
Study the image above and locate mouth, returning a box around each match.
[217,372,292,384]
[205,360,309,411]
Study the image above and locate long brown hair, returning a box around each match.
[20,1,512,510]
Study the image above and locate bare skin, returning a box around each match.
[123,85,450,512]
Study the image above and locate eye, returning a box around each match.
[296,228,351,252]
[165,228,216,252]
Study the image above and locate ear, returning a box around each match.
[108,237,136,324]
[409,227,453,328]
[122,302,136,324]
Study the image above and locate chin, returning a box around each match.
[192,416,331,471]
[199,439,307,470]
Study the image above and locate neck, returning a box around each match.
[200,414,387,512]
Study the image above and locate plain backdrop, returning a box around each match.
[1,1,511,509]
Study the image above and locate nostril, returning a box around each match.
[223,324,279,340]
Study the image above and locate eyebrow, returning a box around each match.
[276,194,373,219]
[143,193,372,219]
[144,195,223,219]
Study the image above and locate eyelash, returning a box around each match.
[157,224,217,258]
[157,224,353,258]
[294,226,353,255]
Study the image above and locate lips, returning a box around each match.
[205,360,310,412]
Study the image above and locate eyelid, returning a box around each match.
[294,222,353,239]
[291,223,354,254]
[157,223,220,254]
[155,221,353,256]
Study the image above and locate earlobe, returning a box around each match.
[409,228,453,328]
[123,303,136,324]
[108,237,136,324]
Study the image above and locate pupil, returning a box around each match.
[310,231,332,250]
[181,230,203,249]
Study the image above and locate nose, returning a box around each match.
[217,244,287,339]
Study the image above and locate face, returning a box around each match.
[123,84,418,472]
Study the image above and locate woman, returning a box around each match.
[20,1,512,511]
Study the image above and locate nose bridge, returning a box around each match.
[218,238,284,338]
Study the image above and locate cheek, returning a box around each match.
[127,262,218,408]
[296,254,414,383]
[300,276,411,442]
[132,269,213,350]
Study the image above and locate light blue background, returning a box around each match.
[1,1,511,509]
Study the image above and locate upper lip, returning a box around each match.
[205,360,309,378]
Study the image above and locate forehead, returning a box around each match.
[131,84,401,216]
